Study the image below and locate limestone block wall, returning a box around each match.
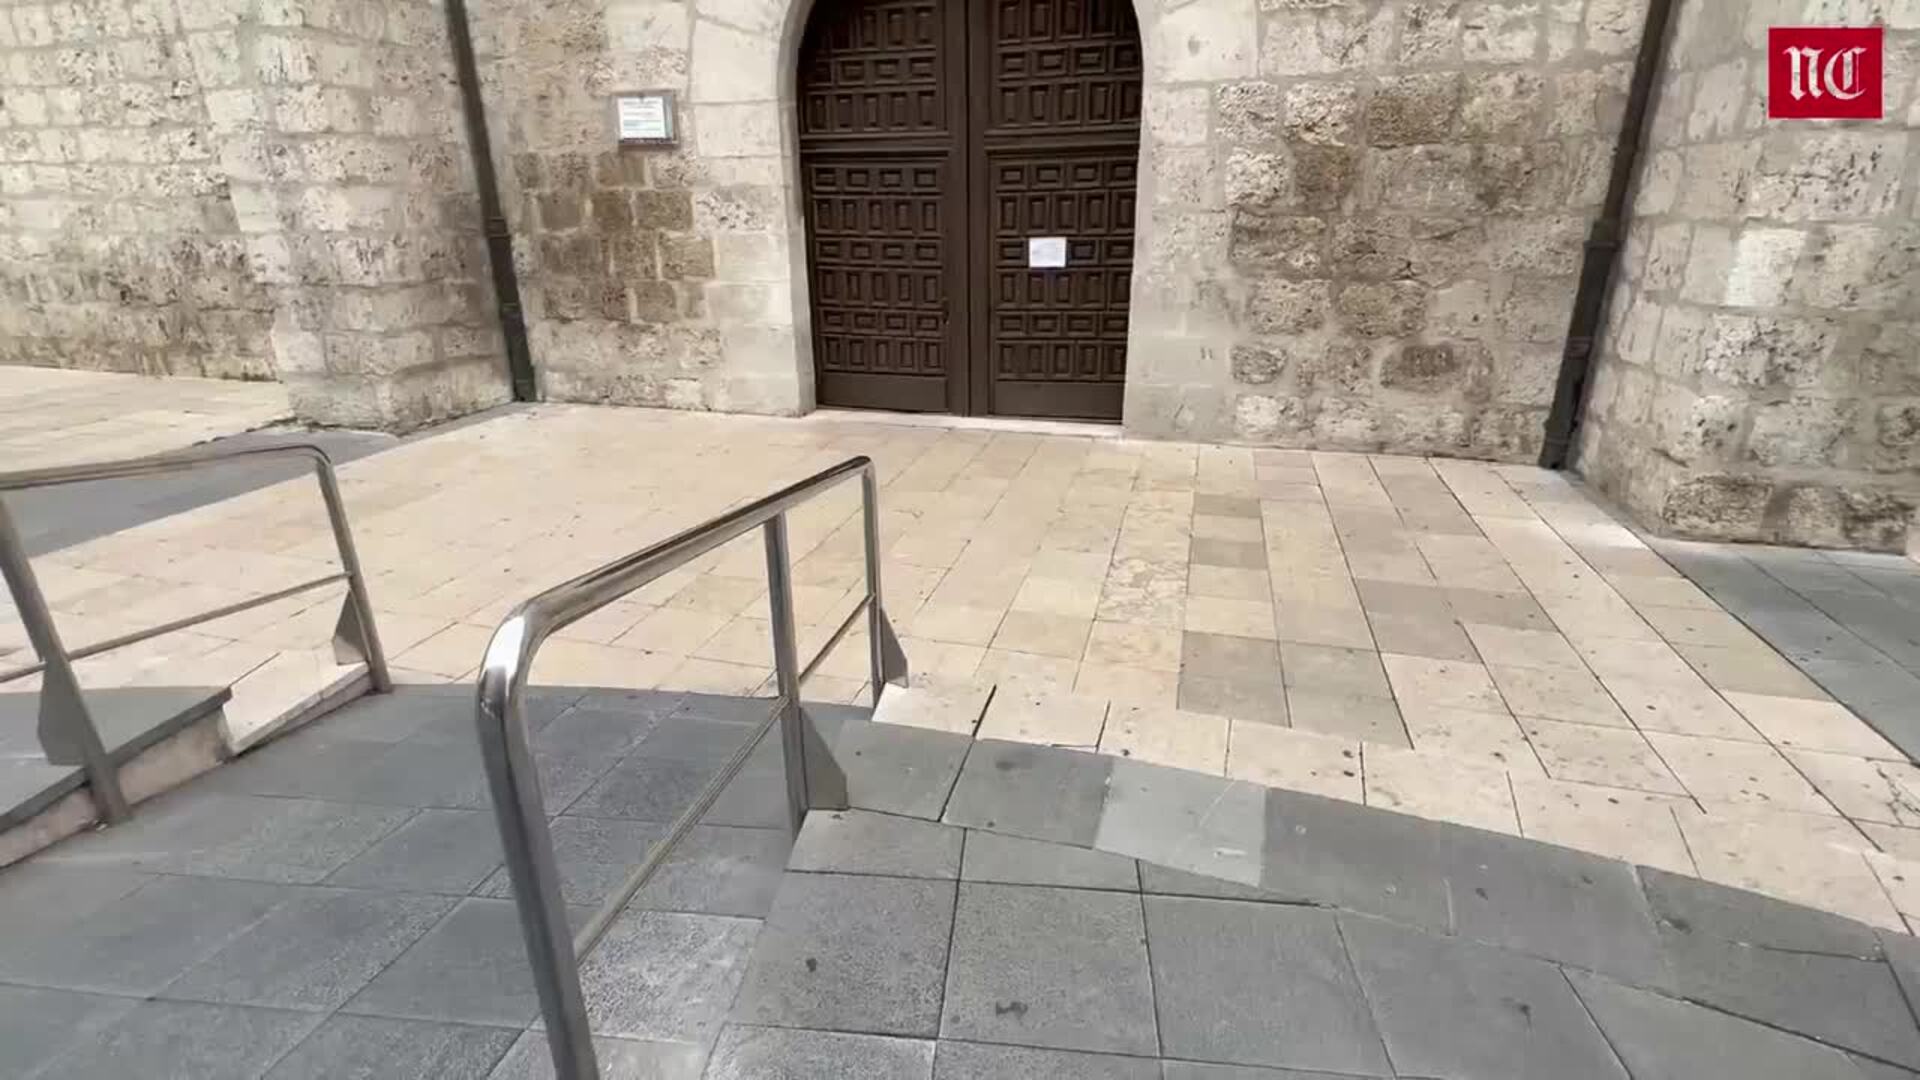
[1575,0,1920,550]
[466,0,809,414]
[1123,0,1650,461]
[0,0,512,430]
[0,0,276,380]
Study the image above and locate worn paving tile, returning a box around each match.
[1362,745,1520,834]
[991,610,1093,658]
[1228,721,1364,802]
[164,888,455,1012]
[1189,564,1272,601]
[706,1025,932,1079]
[959,831,1139,891]
[1260,787,1455,932]
[0,985,136,1078]
[579,909,761,1044]
[1098,704,1229,773]
[1645,732,1833,814]
[1675,808,1902,929]
[1786,751,1920,828]
[324,808,504,894]
[1289,689,1409,747]
[1381,654,1505,712]
[1192,538,1267,569]
[1365,612,1480,661]
[33,999,322,1080]
[1183,630,1283,678]
[485,1030,707,1079]
[1161,1063,1389,1079]
[345,897,560,1027]
[943,740,1113,846]
[975,687,1108,747]
[0,874,293,995]
[1678,641,1830,699]
[1076,661,1179,707]
[1462,624,1586,671]
[941,882,1157,1055]
[1083,619,1183,670]
[1279,643,1391,697]
[1095,759,1265,884]
[1606,675,1763,741]
[788,809,963,879]
[1445,588,1554,631]
[1510,777,1696,875]
[1340,915,1627,1080]
[0,862,154,941]
[1640,866,1882,958]
[473,816,665,907]
[1489,664,1631,727]
[1567,970,1866,1080]
[1272,602,1377,649]
[1728,692,1904,758]
[932,1040,1158,1079]
[263,1015,519,1078]
[1179,671,1288,726]
[872,681,992,735]
[1656,908,1920,1069]
[1145,897,1388,1074]
[732,872,952,1037]
[1186,595,1278,638]
[1400,704,1541,774]
[1522,719,1686,795]
[832,720,971,820]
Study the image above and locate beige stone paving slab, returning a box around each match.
[1010,576,1102,619]
[1099,705,1229,773]
[1364,612,1479,662]
[1784,750,1920,827]
[903,603,1007,647]
[693,617,777,667]
[897,638,986,681]
[1401,705,1543,775]
[1460,624,1585,672]
[977,687,1108,747]
[1675,808,1901,930]
[1488,664,1631,727]
[395,623,495,679]
[1633,605,1766,649]
[1509,777,1697,875]
[1227,721,1363,802]
[991,611,1093,658]
[1866,853,1920,923]
[536,640,679,690]
[1646,733,1834,815]
[1363,745,1521,835]
[615,607,731,656]
[1272,604,1375,649]
[1726,693,1904,759]
[1075,662,1178,708]
[1188,565,1270,600]
[975,649,1080,696]
[1381,654,1505,713]
[1675,642,1829,700]
[1863,823,1920,861]
[1521,719,1686,795]
[1083,620,1182,672]
[1603,675,1762,742]
[1289,689,1409,747]
[222,646,366,751]
[1572,635,1699,685]
[1184,595,1277,639]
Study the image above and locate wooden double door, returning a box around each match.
[797,0,1143,420]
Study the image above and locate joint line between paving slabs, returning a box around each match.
[1136,883,1166,1059]
[1559,966,1633,1077]
[1331,907,1397,1075]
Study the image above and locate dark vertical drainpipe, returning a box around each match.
[1538,0,1678,469]
[445,0,538,402]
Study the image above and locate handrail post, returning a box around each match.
[312,458,391,693]
[762,514,809,835]
[860,466,887,706]
[476,646,598,1080]
[0,496,130,821]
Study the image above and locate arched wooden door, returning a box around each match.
[797,0,1142,420]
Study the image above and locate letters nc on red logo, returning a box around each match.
[1769,27,1884,120]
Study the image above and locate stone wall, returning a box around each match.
[0,0,276,379]
[1124,0,1649,461]
[0,0,512,430]
[466,0,810,414]
[1574,0,1920,550]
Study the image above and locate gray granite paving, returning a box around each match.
[34,999,322,1079]
[1567,970,1869,1080]
[706,1025,934,1079]
[787,808,963,879]
[731,871,954,1037]
[940,882,1158,1055]
[577,909,760,1043]
[959,830,1139,890]
[486,1030,708,1079]
[942,739,1111,844]
[262,1015,519,1078]
[932,1040,1160,1078]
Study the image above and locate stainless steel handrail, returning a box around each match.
[0,442,392,820]
[475,455,908,1080]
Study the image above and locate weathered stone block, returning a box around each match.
[1145,86,1211,147]
[1584,0,1646,56]
[1794,225,1920,313]
[1486,216,1584,276]
[1361,146,1478,213]
[1748,131,1909,222]
[1225,148,1292,207]
[1292,145,1357,212]
[1298,339,1375,393]
[1231,343,1284,384]
[1496,277,1574,343]
[1427,281,1493,339]
[1313,396,1384,447]
[1700,314,1842,390]
[1460,70,1546,140]
[1380,343,1461,390]
[1661,474,1772,541]
[1151,0,1257,82]
[1331,217,1411,280]
[1875,401,1920,471]
[1259,6,1392,76]
[1461,1,1541,63]
[1471,143,1566,212]
[1284,82,1360,146]
[1549,64,1629,137]
[1227,209,1325,276]
[1398,0,1462,64]
[1336,281,1428,338]
[689,20,776,103]
[1215,82,1284,146]
[1366,73,1460,148]
[1779,486,1918,553]
[634,190,694,229]
[1154,147,1213,206]
[1246,279,1331,334]
[1233,392,1310,439]
[1722,228,1806,309]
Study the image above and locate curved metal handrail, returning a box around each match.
[474,455,908,1080]
[0,440,391,820]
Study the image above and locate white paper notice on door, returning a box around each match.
[1028,236,1067,269]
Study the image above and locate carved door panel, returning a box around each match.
[797,0,1142,419]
